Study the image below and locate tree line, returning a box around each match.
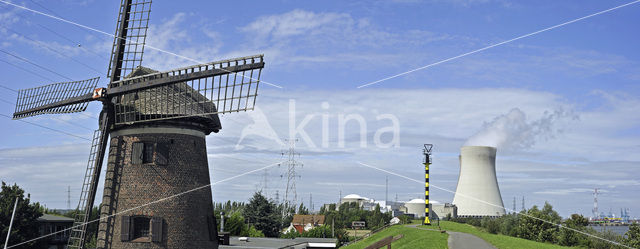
[449,202,640,249]
[318,202,392,230]
[214,192,393,243]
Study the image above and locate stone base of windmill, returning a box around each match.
[96,124,219,249]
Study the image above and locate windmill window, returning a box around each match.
[122,216,162,242]
[132,142,169,165]
[142,142,154,163]
[132,216,151,241]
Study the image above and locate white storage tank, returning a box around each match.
[404,198,426,217]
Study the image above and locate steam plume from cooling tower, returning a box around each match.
[464,108,577,149]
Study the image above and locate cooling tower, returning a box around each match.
[452,146,505,217]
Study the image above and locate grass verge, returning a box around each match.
[434,221,573,249]
[341,224,447,249]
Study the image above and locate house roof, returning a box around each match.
[293,224,304,234]
[37,214,74,223]
[115,66,222,134]
[291,214,325,225]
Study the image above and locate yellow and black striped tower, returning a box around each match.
[423,144,433,225]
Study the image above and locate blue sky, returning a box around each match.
[0,0,639,218]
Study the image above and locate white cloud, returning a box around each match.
[241,10,355,41]
[237,9,463,68]
[144,13,224,70]
[533,188,597,196]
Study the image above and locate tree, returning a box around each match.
[244,225,265,237]
[499,213,519,237]
[445,213,452,221]
[301,225,332,238]
[225,211,247,236]
[243,192,281,237]
[397,215,411,224]
[281,229,300,239]
[558,214,589,247]
[481,217,500,234]
[514,202,561,243]
[298,203,309,215]
[624,223,640,248]
[0,182,45,249]
[589,229,623,249]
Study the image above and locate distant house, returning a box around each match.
[285,215,325,234]
[37,214,74,249]
[389,217,400,225]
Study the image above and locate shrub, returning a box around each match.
[623,223,640,248]
[281,229,300,239]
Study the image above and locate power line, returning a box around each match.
[357,0,640,88]
[0,98,13,105]
[0,2,109,61]
[0,113,90,141]
[0,84,18,92]
[35,24,110,61]
[2,24,105,75]
[27,0,63,19]
[0,48,73,81]
[0,57,56,82]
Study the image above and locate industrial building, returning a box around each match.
[336,194,457,220]
[452,146,506,217]
[400,199,457,220]
[340,194,370,207]
[339,194,387,212]
[431,203,458,220]
[404,199,426,217]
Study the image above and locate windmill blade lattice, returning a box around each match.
[111,55,263,125]
[107,0,151,82]
[13,77,100,119]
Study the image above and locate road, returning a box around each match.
[405,224,497,249]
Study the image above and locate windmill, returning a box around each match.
[11,1,264,248]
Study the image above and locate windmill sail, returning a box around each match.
[67,1,150,248]
[67,128,107,249]
[12,77,100,119]
[107,0,152,82]
[111,55,264,125]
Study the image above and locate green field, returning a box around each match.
[433,221,573,249]
[341,225,448,249]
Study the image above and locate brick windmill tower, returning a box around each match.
[11,1,264,248]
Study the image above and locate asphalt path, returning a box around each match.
[405,224,497,249]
